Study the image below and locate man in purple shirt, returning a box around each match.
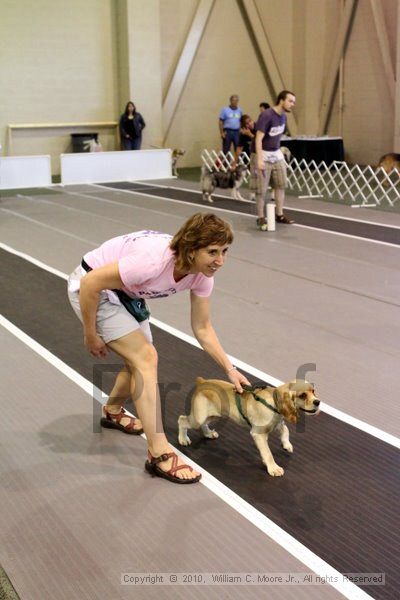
[251,90,296,229]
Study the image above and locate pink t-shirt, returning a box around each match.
[84,230,213,299]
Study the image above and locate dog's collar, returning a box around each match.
[235,385,280,426]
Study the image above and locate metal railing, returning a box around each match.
[200,149,400,208]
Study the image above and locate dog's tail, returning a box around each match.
[196,377,206,385]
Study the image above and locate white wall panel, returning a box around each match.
[60,149,172,184]
[0,156,52,189]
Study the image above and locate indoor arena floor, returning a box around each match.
[0,179,399,600]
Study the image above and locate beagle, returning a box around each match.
[178,378,320,477]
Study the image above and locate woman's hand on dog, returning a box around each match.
[228,369,250,393]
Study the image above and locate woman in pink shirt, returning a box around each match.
[68,213,250,484]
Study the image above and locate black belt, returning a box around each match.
[81,258,150,323]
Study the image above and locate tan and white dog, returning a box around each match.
[151,146,186,176]
[377,153,400,182]
[171,148,186,177]
[178,378,320,477]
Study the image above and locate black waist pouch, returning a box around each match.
[81,259,150,323]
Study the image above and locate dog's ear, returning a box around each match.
[275,389,297,423]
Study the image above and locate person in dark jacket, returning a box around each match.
[119,102,146,150]
[235,114,255,160]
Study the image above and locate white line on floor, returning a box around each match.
[118,180,400,229]
[15,192,179,231]
[1,241,398,451]
[0,207,98,246]
[0,313,374,600]
[0,243,69,280]
[90,183,400,248]
[292,223,400,248]
[50,185,185,221]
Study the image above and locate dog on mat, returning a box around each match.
[200,164,247,203]
[178,378,320,477]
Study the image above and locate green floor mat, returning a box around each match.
[0,187,61,197]
[0,566,20,600]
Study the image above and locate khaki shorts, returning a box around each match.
[67,266,152,344]
[249,152,287,194]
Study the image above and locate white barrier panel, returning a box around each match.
[0,155,52,189]
[61,149,172,185]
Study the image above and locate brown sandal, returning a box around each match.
[145,451,201,484]
[276,213,295,224]
[100,406,143,435]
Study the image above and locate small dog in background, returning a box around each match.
[151,146,186,176]
[178,378,320,477]
[171,149,186,177]
[200,163,247,203]
[280,146,292,163]
[377,153,400,177]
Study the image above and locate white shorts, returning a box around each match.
[67,266,152,344]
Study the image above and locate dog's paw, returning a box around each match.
[208,196,214,203]
[267,463,284,477]
[203,429,219,440]
[178,433,191,446]
[282,442,293,453]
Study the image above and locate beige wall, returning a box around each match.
[163,0,268,162]
[162,0,398,167]
[121,0,163,148]
[0,0,120,173]
[342,0,395,164]
[0,0,398,173]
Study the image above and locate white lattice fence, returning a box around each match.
[200,150,400,207]
[201,149,250,182]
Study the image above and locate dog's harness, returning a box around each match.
[235,384,280,427]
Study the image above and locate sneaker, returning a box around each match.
[256,217,268,231]
[276,213,294,224]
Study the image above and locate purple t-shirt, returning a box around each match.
[84,230,213,299]
[254,108,286,151]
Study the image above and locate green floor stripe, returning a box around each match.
[0,566,20,600]
[0,187,60,197]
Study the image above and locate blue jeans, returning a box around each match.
[122,136,142,150]
[222,129,240,155]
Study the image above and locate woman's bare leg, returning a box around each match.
[105,365,142,430]
[107,330,200,480]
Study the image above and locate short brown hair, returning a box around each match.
[276,90,295,104]
[240,114,252,128]
[170,213,234,272]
